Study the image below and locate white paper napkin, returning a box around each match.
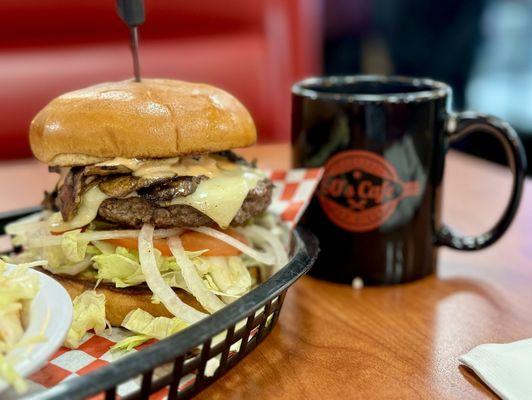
[459,338,532,400]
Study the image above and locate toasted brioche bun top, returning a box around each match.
[29,79,257,166]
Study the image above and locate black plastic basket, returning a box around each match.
[0,207,319,400]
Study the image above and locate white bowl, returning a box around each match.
[0,266,73,393]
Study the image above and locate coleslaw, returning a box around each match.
[0,260,46,393]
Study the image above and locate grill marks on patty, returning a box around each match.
[48,152,272,228]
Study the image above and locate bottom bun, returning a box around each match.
[40,269,205,326]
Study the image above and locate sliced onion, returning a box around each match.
[237,225,289,271]
[5,219,49,236]
[167,237,225,313]
[42,258,93,276]
[188,227,275,266]
[91,240,116,255]
[138,224,207,324]
[27,228,183,249]
[154,228,185,238]
[19,260,48,268]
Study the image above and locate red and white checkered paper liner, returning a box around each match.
[19,168,323,399]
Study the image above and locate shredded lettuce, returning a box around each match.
[138,224,207,324]
[92,246,181,288]
[40,246,69,271]
[168,237,226,313]
[111,335,151,351]
[91,245,254,302]
[92,247,145,287]
[161,271,187,290]
[61,229,89,262]
[197,256,252,296]
[65,290,108,349]
[121,309,187,340]
[39,243,98,276]
[112,309,187,351]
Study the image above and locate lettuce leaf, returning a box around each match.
[161,271,187,290]
[92,247,145,287]
[40,244,98,275]
[200,256,251,296]
[112,308,188,351]
[121,309,188,339]
[111,335,151,351]
[40,246,67,270]
[65,290,107,349]
[61,229,88,262]
[92,246,184,288]
[167,236,225,313]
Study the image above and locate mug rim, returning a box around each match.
[292,75,451,103]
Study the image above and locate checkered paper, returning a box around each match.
[268,168,323,227]
[20,168,323,399]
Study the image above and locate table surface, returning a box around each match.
[1,144,530,399]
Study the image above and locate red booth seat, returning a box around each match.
[0,0,322,159]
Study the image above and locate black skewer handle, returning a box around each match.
[116,0,145,27]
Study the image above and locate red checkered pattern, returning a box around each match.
[266,168,323,228]
[28,329,157,398]
[25,168,323,398]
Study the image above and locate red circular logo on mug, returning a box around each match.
[318,150,421,232]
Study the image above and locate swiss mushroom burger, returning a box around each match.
[7,79,288,335]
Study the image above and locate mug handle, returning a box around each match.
[435,111,527,250]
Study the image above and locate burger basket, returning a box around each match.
[0,206,319,400]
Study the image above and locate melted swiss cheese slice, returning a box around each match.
[49,186,109,232]
[170,166,264,228]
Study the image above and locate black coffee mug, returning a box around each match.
[292,75,526,285]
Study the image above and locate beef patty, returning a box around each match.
[98,179,273,228]
[49,151,272,228]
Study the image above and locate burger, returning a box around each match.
[8,79,287,344]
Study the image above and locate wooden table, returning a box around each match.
[0,144,530,399]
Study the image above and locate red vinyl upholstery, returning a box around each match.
[0,0,322,159]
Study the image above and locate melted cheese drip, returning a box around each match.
[94,155,236,180]
[170,167,264,228]
[48,186,109,232]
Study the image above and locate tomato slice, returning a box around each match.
[105,229,246,257]
[180,230,247,256]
